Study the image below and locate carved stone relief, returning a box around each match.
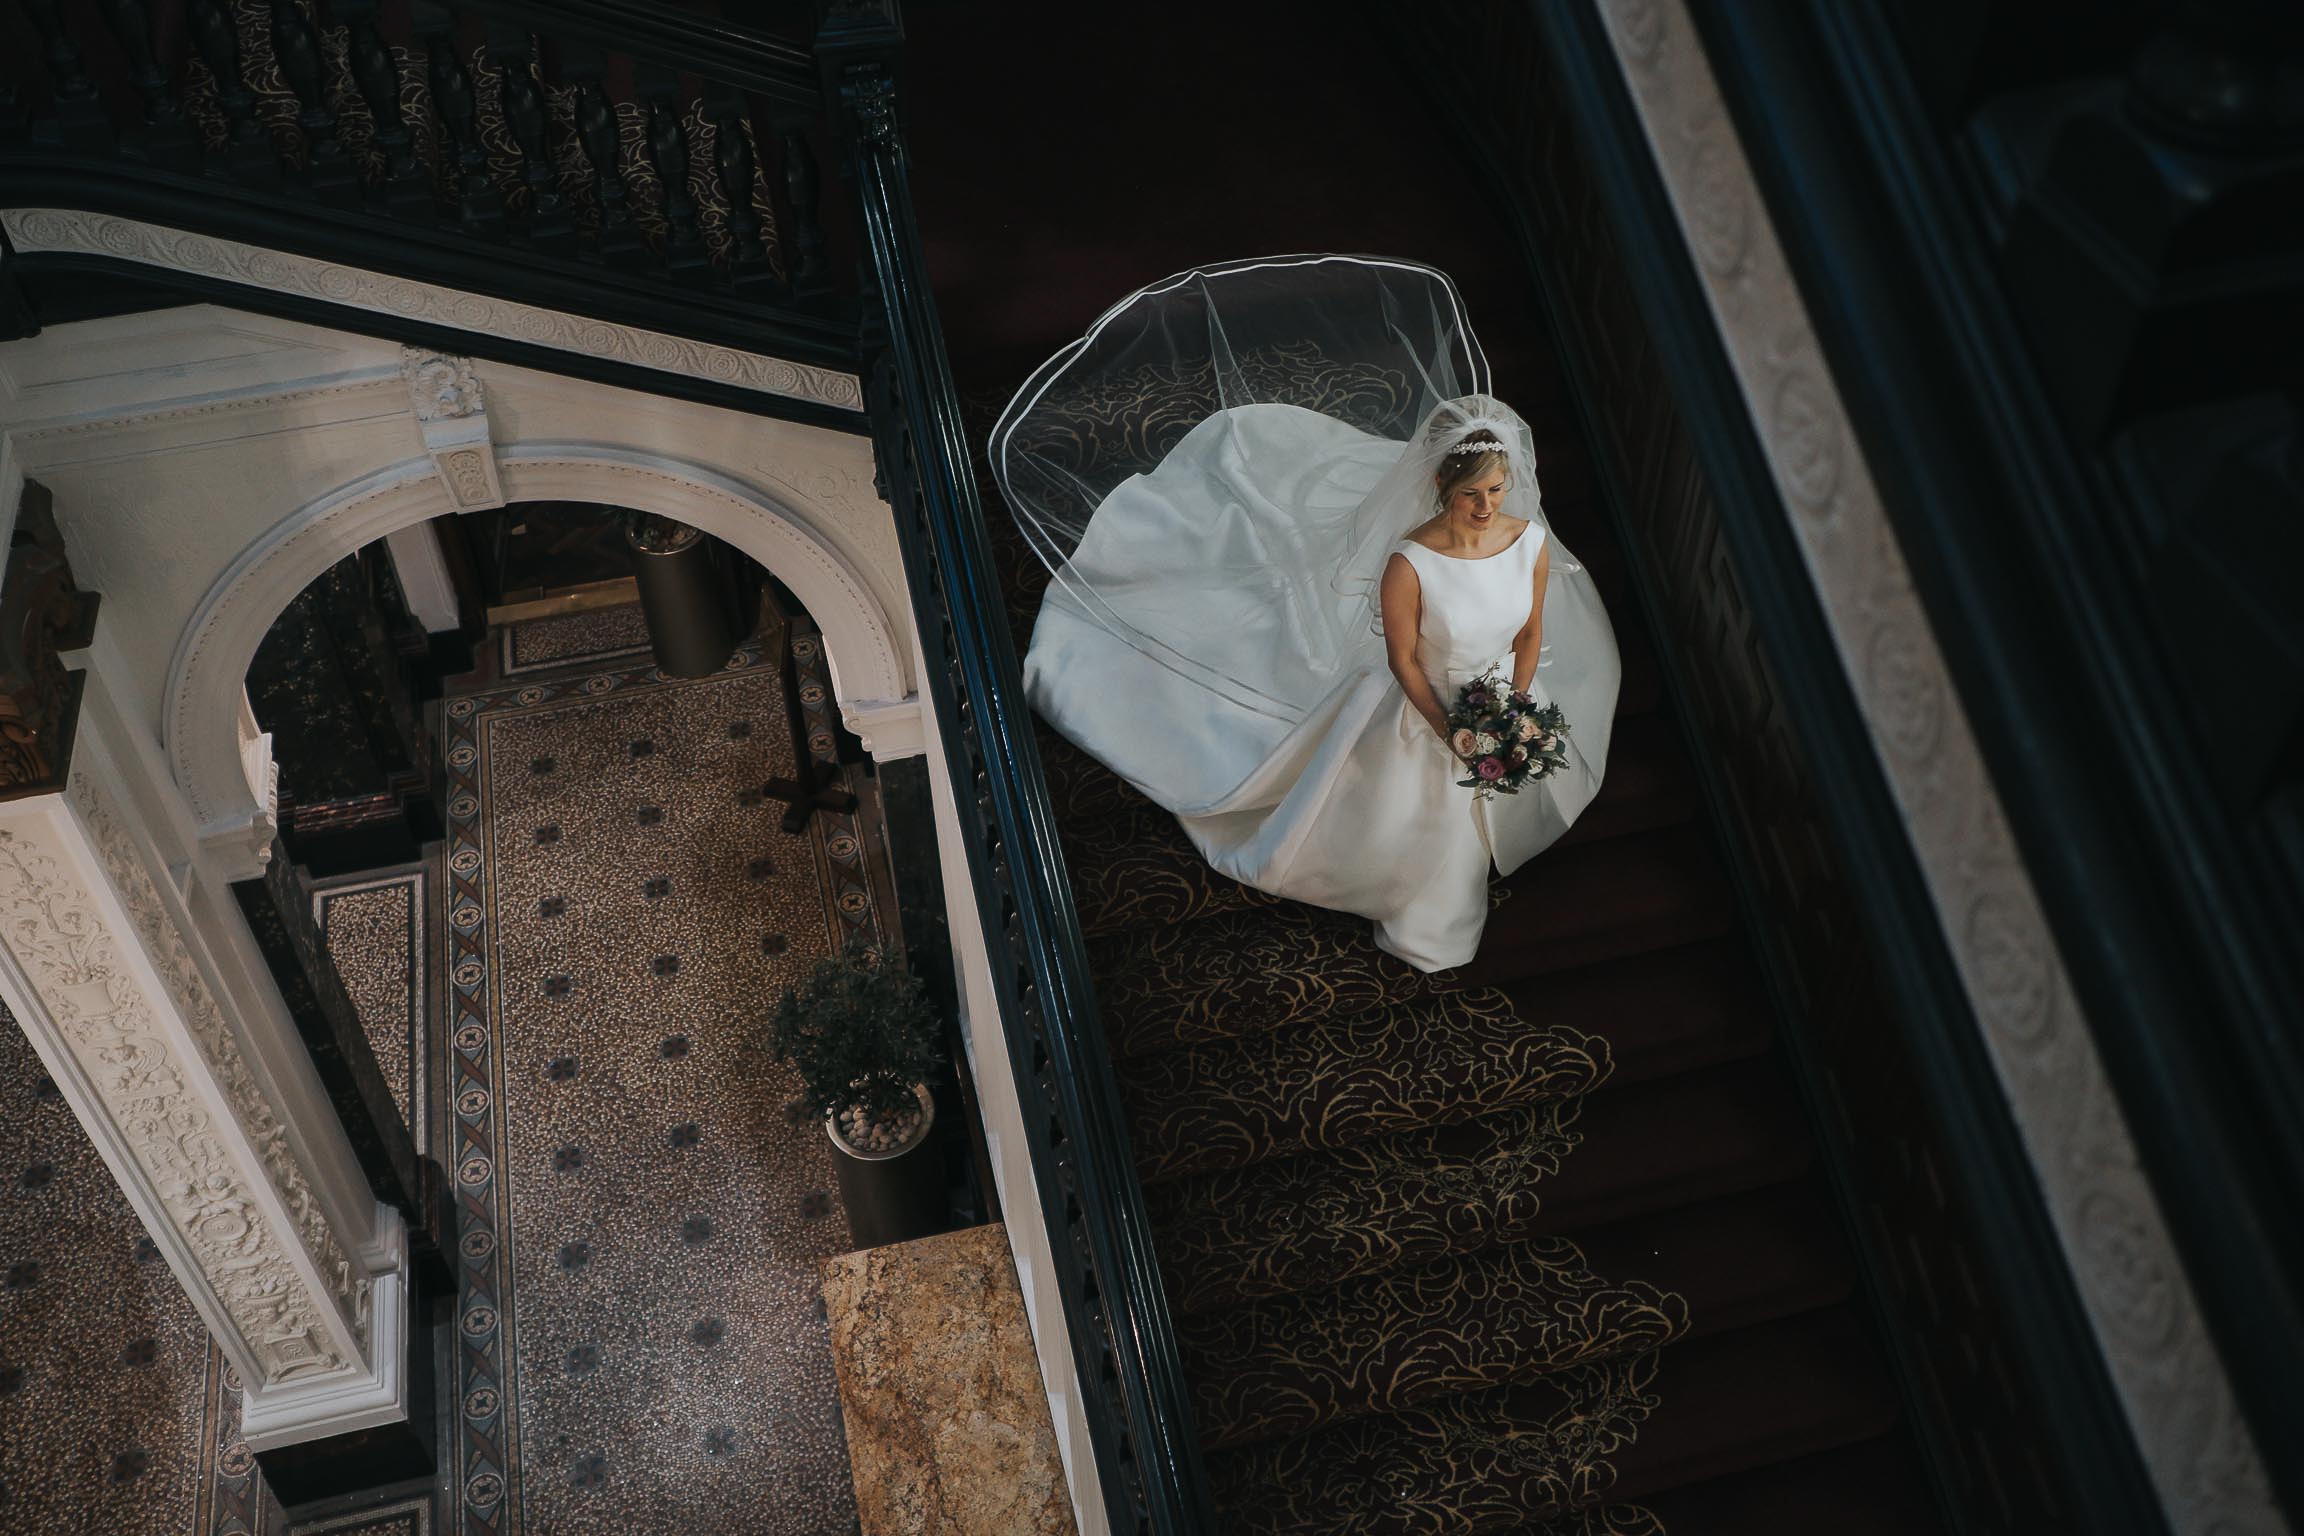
[398,347,505,513]
[0,771,370,1387]
[400,349,484,422]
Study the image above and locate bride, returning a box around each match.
[994,255,1619,972]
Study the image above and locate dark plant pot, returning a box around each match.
[825,1083,945,1250]
[627,526,738,677]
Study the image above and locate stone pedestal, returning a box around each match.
[822,1222,1078,1536]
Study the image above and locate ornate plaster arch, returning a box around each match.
[166,445,914,870]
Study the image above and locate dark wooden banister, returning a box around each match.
[817,6,1218,1530]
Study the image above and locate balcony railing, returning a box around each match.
[0,1,1209,1530]
[0,0,855,374]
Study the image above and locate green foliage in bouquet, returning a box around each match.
[769,938,946,1126]
[1446,673,1572,799]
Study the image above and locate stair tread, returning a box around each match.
[1554,713,1698,849]
[1466,823,1733,985]
[1061,798,1276,938]
[1093,903,1439,1061]
[1616,1431,1942,1535]
[1210,1304,1900,1535]
[1101,913,1763,1078]
[1183,1180,1852,1451]
[1122,985,1612,1184]
[1148,1054,1811,1314]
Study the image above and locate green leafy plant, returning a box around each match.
[769,938,946,1133]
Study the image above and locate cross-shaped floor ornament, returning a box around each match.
[762,759,859,836]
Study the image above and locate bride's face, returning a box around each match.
[1447,470,1511,531]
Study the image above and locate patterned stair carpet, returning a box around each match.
[903,3,1937,1518]
[939,360,1934,1526]
[436,626,883,1536]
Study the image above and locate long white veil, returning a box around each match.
[993,253,1615,821]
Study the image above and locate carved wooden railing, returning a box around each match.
[0,0,854,378]
[819,7,1217,1532]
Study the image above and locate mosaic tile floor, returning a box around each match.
[498,605,652,677]
[439,634,876,1536]
[287,1493,432,1536]
[315,864,434,1158]
[0,1010,279,1535]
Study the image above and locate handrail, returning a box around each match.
[445,0,822,105]
[817,6,1217,1533]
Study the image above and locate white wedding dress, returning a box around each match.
[1023,401,1620,971]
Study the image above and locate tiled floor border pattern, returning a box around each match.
[438,635,886,1536]
[198,1343,275,1534]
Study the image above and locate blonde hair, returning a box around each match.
[1434,429,1510,504]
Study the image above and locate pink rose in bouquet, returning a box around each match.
[1442,673,1572,800]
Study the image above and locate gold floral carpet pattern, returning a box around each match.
[440,635,879,1536]
[965,381,1704,1530]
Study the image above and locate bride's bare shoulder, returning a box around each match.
[1401,515,1450,551]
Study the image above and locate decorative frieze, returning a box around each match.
[0,208,864,412]
[0,770,369,1384]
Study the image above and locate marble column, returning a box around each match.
[0,483,413,1456]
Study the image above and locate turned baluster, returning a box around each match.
[19,0,112,152]
[96,0,198,169]
[560,44,646,270]
[702,90,774,288]
[638,65,710,279]
[418,6,506,239]
[339,0,430,216]
[270,0,357,202]
[775,113,832,298]
[485,26,572,251]
[187,0,275,182]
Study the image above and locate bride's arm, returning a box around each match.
[1381,553,1452,741]
[1511,540,1554,694]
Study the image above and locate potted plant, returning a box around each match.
[770,938,950,1249]
[621,510,738,676]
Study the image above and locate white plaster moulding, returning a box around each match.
[0,209,863,414]
[0,781,367,1389]
[165,446,914,866]
[238,1210,411,1453]
[64,654,387,1284]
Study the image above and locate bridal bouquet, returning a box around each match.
[1447,675,1570,799]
